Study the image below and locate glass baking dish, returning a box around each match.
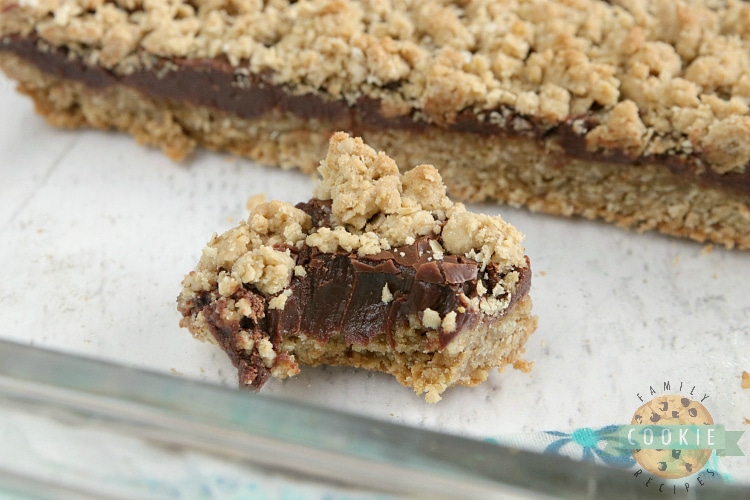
[0,339,747,500]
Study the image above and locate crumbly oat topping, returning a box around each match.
[4,0,750,172]
[182,199,311,300]
[312,132,526,269]
[181,131,526,303]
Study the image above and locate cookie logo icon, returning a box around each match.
[630,395,714,479]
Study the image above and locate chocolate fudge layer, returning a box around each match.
[3,0,750,248]
[177,133,536,402]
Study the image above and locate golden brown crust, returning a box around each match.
[4,0,750,174]
[283,295,537,403]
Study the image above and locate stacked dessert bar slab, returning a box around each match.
[2,0,750,248]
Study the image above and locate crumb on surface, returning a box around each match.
[512,359,533,373]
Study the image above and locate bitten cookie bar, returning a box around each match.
[177,133,536,402]
[5,1,749,249]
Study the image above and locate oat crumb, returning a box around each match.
[441,311,457,334]
[512,359,533,373]
[268,289,292,310]
[246,193,266,212]
[381,283,393,304]
[422,308,441,330]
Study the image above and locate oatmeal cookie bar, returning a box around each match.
[177,133,536,402]
[3,0,750,248]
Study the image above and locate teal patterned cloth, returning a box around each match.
[486,426,734,482]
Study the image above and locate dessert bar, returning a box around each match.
[177,133,536,402]
[3,0,749,247]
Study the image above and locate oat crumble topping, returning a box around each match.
[180,131,526,303]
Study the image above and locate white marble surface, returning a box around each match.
[1,73,748,482]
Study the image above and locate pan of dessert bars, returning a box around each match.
[0,74,748,498]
